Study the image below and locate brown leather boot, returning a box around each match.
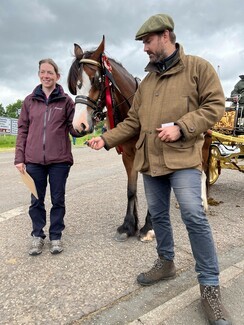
[137,256,176,286]
[200,285,232,325]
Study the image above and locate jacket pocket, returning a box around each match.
[163,137,202,169]
[164,136,197,149]
[134,133,149,172]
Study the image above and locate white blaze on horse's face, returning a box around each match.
[72,70,93,133]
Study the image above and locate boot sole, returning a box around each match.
[137,274,177,286]
[29,251,42,256]
[50,249,63,254]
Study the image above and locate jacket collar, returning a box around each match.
[32,84,65,103]
[145,43,183,74]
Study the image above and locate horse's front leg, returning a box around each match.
[139,210,155,242]
[114,143,155,242]
[114,145,139,241]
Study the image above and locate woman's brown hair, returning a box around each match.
[39,58,60,75]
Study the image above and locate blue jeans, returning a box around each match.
[143,169,219,286]
[26,163,70,240]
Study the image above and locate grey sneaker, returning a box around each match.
[50,240,63,254]
[137,256,176,286]
[29,237,44,256]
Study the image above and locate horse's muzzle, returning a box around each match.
[75,123,94,136]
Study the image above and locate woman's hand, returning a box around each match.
[15,163,25,174]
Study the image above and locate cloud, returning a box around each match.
[0,0,243,107]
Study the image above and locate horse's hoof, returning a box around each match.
[139,230,155,242]
[114,232,129,242]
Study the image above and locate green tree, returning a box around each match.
[5,99,23,118]
[0,103,6,117]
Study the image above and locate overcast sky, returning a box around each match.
[0,0,243,108]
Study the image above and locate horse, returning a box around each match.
[67,36,211,242]
[67,36,154,242]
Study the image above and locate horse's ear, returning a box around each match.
[74,43,83,60]
[92,36,105,61]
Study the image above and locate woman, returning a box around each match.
[15,58,80,256]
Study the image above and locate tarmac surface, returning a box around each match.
[0,146,243,325]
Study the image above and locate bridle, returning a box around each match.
[74,55,139,124]
[75,58,107,122]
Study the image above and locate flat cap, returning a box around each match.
[239,75,244,79]
[135,14,174,40]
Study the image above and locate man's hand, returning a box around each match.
[156,125,182,142]
[87,137,105,150]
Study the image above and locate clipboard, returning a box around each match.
[20,170,38,199]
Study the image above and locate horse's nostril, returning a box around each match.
[81,123,86,130]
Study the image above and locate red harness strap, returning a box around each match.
[104,75,114,129]
[102,53,123,154]
[102,54,114,130]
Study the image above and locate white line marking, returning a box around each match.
[0,206,28,222]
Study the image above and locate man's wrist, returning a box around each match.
[174,123,184,139]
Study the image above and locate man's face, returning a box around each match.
[142,33,167,63]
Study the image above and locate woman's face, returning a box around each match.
[38,63,60,90]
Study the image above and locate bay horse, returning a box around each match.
[67,36,210,242]
[67,36,154,242]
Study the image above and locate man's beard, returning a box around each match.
[148,50,167,63]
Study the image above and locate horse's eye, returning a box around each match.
[92,72,101,90]
[77,80,82,89]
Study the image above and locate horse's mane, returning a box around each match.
[108,57,135,80]
[67,50,135,95]
[67,58,80,95]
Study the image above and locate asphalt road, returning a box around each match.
[0,147,243,324]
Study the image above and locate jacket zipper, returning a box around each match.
[48,107,53,121]
[43,104,48,164]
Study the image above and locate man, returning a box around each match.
[88,14,231,325]
[231,74,244,106]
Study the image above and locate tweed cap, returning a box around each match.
[135,14,174,40]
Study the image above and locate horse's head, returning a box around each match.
[68,37,106,135]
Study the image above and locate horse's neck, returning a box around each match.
[110,61,136,98]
